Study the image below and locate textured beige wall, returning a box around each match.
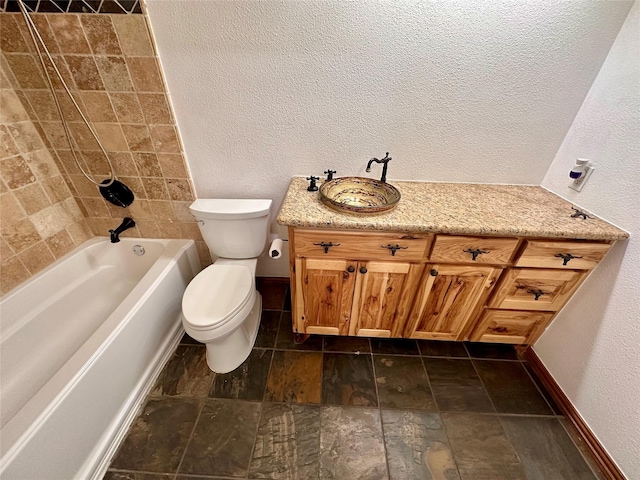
[0,12,211,296]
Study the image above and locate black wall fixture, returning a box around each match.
[100,179,134,207]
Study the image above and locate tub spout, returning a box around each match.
[110,217,135,243]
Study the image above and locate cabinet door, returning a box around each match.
[349,262,424,338]
[405,265,501,340]
[294,258,356,335]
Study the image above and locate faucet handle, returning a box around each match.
[306,176,320,191]
[324,170,336,181]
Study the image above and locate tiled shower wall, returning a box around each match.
[1,64,91,294]
[0,9,211,295]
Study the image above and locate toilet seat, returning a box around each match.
[182,264,253,331]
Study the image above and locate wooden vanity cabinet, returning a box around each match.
[469,239,612,344]
[292,229,430,337]
[289,227,613,345]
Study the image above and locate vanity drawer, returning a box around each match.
[469,309,553,344]
[515,240,610,269]
[430,235,519,264]
[488,268,587,311]
[293,229,431,261]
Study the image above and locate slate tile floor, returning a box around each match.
[104,280,603,480]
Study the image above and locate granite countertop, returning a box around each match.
[277,177,628,241]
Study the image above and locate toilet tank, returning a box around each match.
[190,199,272,259]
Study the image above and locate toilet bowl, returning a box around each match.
[182,259,262,373]
[181,199,272,373]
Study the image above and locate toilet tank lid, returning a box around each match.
[190,199,272,220]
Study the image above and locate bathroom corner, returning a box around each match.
[2,1,639,479]
[1,6,212,296]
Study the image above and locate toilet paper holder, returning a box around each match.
[268,235,288,259]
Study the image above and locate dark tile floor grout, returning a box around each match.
[436,410,462,480]
[104,281,603,480]
[175,397,205,477]
[370,343,393,480]
[247,352,273,480]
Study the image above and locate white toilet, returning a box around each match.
[181,198,272,373]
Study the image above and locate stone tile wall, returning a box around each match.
[1,59,91,294]
[1,11,210,296]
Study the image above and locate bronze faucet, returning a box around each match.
[110,217,136,243]
[366,152,392,183]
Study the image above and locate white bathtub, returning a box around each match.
[0,237,200,480]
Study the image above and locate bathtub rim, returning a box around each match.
[88,323,184,480]
[1,236,164,305]
[0,236,198,474]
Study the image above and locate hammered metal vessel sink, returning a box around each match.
[319,177,401,214]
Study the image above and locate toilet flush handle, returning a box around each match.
[197,220,205,226]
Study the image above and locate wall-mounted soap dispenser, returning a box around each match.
[568,158,595,192]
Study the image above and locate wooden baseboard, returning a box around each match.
[256,276,290,284]
[524,348,626,480]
